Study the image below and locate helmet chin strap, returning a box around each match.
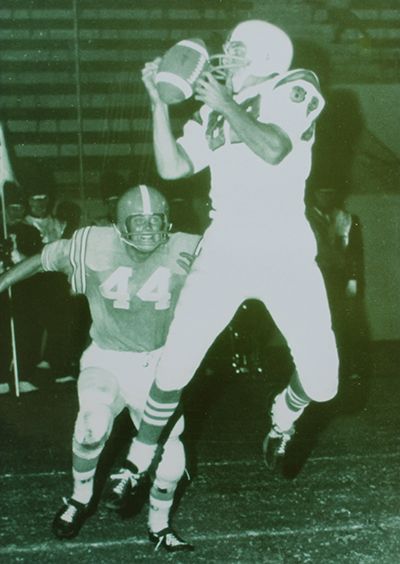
[113,223,170,253]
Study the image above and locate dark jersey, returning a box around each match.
[42,227,201,352]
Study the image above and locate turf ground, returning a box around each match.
[0,338,399,564]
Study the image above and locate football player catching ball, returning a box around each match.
[0,185,199,552]
[127,20,339,477]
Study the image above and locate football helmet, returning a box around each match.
[210,20,293,93]
[114,185,171,253]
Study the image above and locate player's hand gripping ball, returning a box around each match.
[155,38,209,105]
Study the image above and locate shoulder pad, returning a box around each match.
[85,227,124,272]
[274,69,322,93]
[168,232,202,255]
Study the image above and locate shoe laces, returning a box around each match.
[109,469,135,494]
[60,498,78,523]
[155,536,164,551]
[270,426,293,454]
[165,532,185,548]
[277,433,291,454]
[154,530,184,551]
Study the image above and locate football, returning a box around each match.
[155,38,209,105]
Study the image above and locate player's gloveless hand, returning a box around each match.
[194,71,234,113]
[141,58,164,105]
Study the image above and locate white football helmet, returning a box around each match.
[210,20,293,93]
[114,185,171,253]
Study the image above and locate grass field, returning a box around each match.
[0,339,399,564]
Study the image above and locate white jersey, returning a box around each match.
[153,68,338,403]
[178,69,325,227]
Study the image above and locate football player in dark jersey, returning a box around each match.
[0,185,200,552]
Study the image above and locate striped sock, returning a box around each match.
[272,381,311,433]
[138,381,182,445]
[127,382,182,474]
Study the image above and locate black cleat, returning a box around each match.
[149,527,195,552]
[52,497,88,539]
[263,425,294,471]
[103,460,142,510]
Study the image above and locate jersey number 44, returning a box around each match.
[100,266,172,311]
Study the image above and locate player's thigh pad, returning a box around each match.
[78,364,123,410]
[79,342,162,423]
[116,347,164,428]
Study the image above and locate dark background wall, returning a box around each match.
[0,0,399,340]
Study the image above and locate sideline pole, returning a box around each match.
[72,0,87,225]
[0,162,20,397]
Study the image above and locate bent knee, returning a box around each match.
[296,349,339,404]
[74,405,113,449]
[155,437,186,487]
[306,379,339,403]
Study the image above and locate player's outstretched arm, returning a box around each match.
[142,58,194,180]
[0,254,44,294]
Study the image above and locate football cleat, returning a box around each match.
[263,425,294,471]
[149,527,195,553]
[52,497,88,539]
[103,460,142,510]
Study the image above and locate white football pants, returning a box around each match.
[154,218,339,403]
